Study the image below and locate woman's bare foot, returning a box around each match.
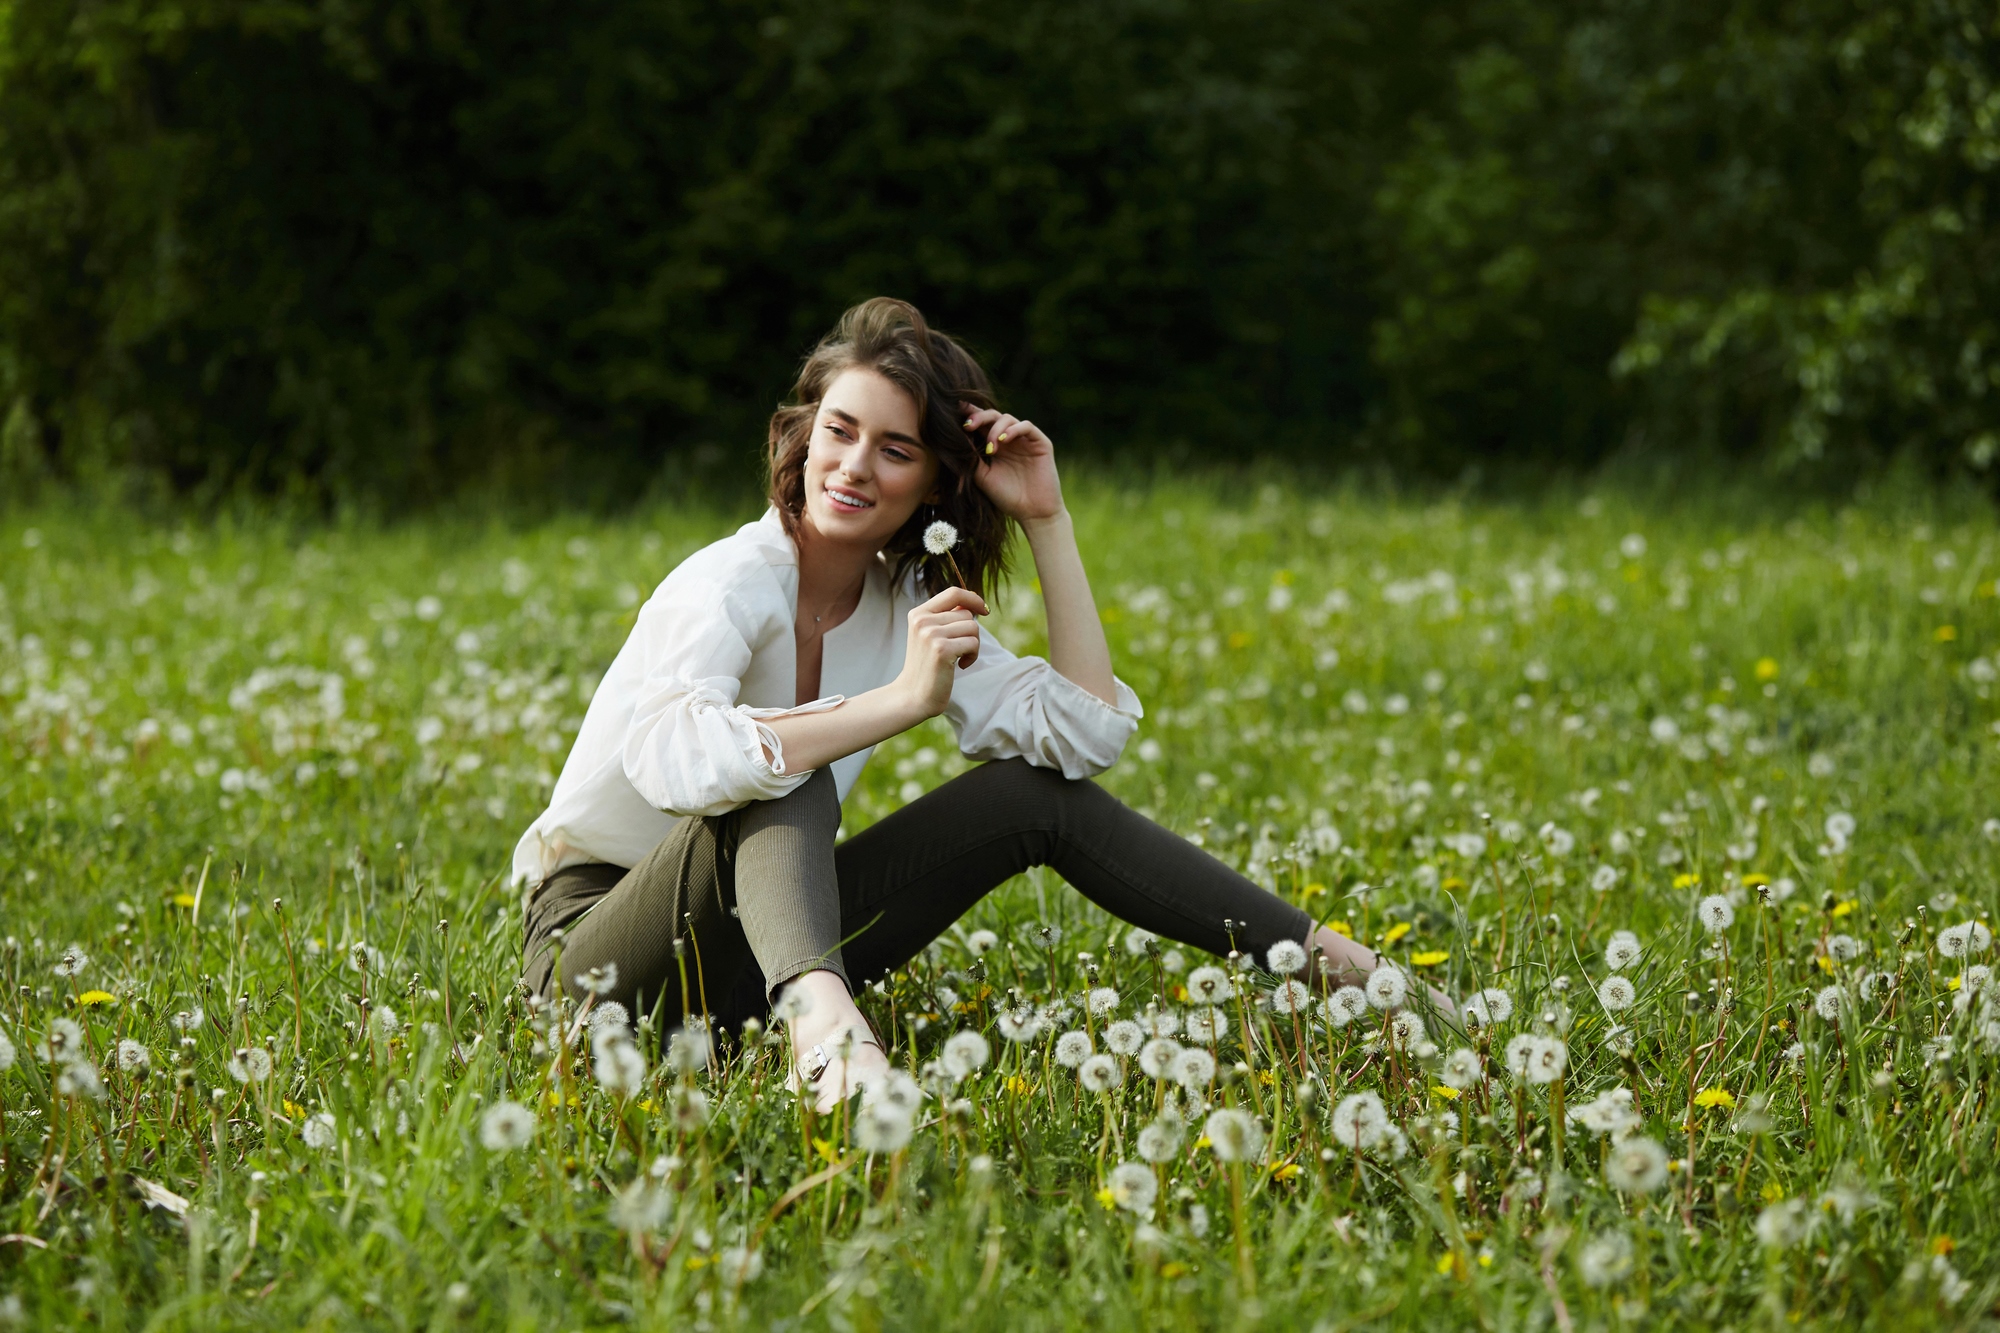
[1308,926,1458,1018]
[777,970,891,1112]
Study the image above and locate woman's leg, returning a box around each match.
[832,758,1323,986]
[534,768,852,1028]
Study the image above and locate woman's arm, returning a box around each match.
[759,586,990,775]
[961,405,1118,706]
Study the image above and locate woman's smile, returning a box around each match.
[823,481,874,512]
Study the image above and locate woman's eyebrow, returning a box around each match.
[823,406,923,449]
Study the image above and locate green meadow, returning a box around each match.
[3,474,1998,1329]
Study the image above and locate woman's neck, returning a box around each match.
[793,517,876,623]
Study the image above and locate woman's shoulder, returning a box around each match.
[656,510,796,606]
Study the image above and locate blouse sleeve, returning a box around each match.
[944,623,1144,778]
[619,579,833,817]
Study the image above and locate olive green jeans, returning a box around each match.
[521,757,1315,1032]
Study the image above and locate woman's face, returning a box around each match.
[800,367,939,549]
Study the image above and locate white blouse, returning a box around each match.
[511,509,1144,893]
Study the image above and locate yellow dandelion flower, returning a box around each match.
[1326,921,1353,937]
[1382,922,1413,945]
[283,1099,306,1118]
[1755,657,1780,681]
[1694,1087,1735,1110]
[1227,631,1253,650]
[1094,1187,1118,1210]
[1303,883,1327,898]
[1949,976,1963,991]
[77,990,116,1006]
[1931,1235,1955,1256]
[1815,955,1834,973]
[1441,876,1466,892]
[172,892,197,908]
[1935,625,1957,642]
[1004,1075,1035,1096]
[1411,950,1450,967]
[1436,1253,1456,1275]
[1672,873,1700,889]
[1431,1085,1462,1101]
[1270,1162,1302,1181]
[1161,1262,1189,1279]
[1831,899,1856,918]
[1741,871,1771,887]
[1761,1181,1786,1203]
[1194,1135,1213,1150]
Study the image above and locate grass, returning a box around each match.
[2,473,1999,1330]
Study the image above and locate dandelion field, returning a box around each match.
[5,476,2000,1330]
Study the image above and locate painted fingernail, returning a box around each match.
[997,433,1008,442]
[985,442,995,455]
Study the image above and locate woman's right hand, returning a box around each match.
[897,587,988,718]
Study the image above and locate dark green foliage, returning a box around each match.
[0,0,1994,504]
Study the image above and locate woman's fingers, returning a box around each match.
[917,586,989,617]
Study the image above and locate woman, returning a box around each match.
[513,297,1389,1109]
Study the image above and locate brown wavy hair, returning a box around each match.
[767,298,1012,599]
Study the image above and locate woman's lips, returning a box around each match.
[825,484,874,512]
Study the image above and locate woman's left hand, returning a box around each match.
[961,403,1064,524]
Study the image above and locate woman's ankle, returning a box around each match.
[777,969,867,1049]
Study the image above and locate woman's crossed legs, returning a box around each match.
[523,758,1359,1095]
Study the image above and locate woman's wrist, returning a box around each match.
[1019,507,1073,545]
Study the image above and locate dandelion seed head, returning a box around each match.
[996,1005,1045,1043]
[1389,1011,1426,1048]
[1330,1091,1388,1150]
[1124,927,1158,957]
[1504,1034,1538,1077]
[1755,1198,1814,1249]
[575,962,619,996]
[1577,1231,1634,1288]
[1603,1136,1670,1194]
[227,1046,274,1084]
[1364,965,1409,1011]
[1826,934,1863,962]
[966,928,999,955]
[170,1007,204,1033]
[0,1030,14,1072]
[610,1178,673,1235]
[1324,987,1370,1027]
[854,1101,915,1153]
[1697,895,1735,933]
[667,1025,713,1073]
[1137,1118,1183,1163]
[595,1034,648,1097]
[1140,1007,1180,1038]
[1086,986,1121,1017]
[670,1086,710,1132]
[717,1246,764,1286]
[1440,1048,1482,1090]
[1107,1161,1158,1216]
[1171,1047,1216,1091]
[942,1029,991,1078]
[1204,1108,1265,1162]
[1604,931,1642,971]
[861,1068,924,1116]
[116,1039,150,1073]
[922,520,959,556]
[57,1061,104,1099]
[1567,1087,1641,1139]
[1136,1032,1176,1072]
[480,1096,536,1144]
[1524,1036,1568,1084]
[1078,1053,1122,1093]
[1269,979,1312,1016]
[302,1112,337,1149]
[1813,985,1844,1023]
[1266,940,1308,975]
[1597,975,1636,1012]
[1186,967,1232,1004]
[1462,988,1513,1027]
[52,945,88,978]
[1103,1020,1144,1056]
[39,1018,84,1065]
[1054,1030,1093,1068]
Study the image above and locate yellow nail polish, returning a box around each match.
[985,442,995,455]
[997,433,1008,442]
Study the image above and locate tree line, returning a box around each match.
[0,0,1993,505]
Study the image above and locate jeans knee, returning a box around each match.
[986,757,1092,841]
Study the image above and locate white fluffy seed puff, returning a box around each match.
[923,521,959,555]
[1364,965,1409,1011]
[1204,1108,1266,1162]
